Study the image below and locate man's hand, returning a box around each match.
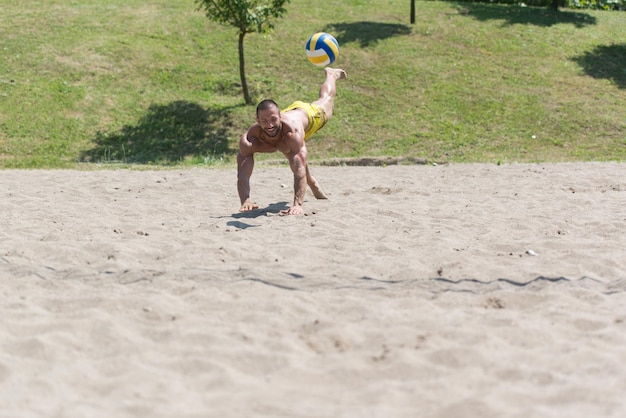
[239,199,259,212]
[280,204,304,216]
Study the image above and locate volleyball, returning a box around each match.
[305,32,339,67]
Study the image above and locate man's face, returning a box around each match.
[257,107,281,137]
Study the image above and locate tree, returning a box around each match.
[195,0,290,105]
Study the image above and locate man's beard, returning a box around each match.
[264,123,281,137]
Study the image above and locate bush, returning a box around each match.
[567,0,626,10]
[443,0,625,10]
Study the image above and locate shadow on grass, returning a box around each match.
[81,101,237,164]
[572,43,626,89]
[324,21,412,48]
[455,3,597,28]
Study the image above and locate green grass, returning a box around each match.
[0,0,624,168]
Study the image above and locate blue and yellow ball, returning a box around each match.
[305,33,339,67]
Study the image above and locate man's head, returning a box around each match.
[256,99,281,137]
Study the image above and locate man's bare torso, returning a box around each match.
[253,108,309,153]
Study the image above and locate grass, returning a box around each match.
[0,0,624,168]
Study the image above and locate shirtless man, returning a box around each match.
[237,67,347,215]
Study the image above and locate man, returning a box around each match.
[237,67,347,215]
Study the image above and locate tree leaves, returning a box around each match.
[196,0,289,34]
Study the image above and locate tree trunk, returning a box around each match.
[238,31,252,105]
[550,0,563,10]
[410,0,415,24]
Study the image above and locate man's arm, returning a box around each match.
[237,149,258,212]
[237,127,281,212]
[282,140,308,216]
[237,129,262,212]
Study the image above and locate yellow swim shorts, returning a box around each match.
[282,101,327,141]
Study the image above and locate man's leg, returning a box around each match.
[311,67,346,120]
[305,68,345,202]
[306,165,328,199]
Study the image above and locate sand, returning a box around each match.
[1,162,625,417]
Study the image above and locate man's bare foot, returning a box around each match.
[308,182,328,199]
[311,187,328,200]
[325,67,347,80]
[306,170,329,199]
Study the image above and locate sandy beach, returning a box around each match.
[1,162,625,417]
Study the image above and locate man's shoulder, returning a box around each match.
[278,120,305,146]
[281,113,306,131]
[245,123,266,139]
